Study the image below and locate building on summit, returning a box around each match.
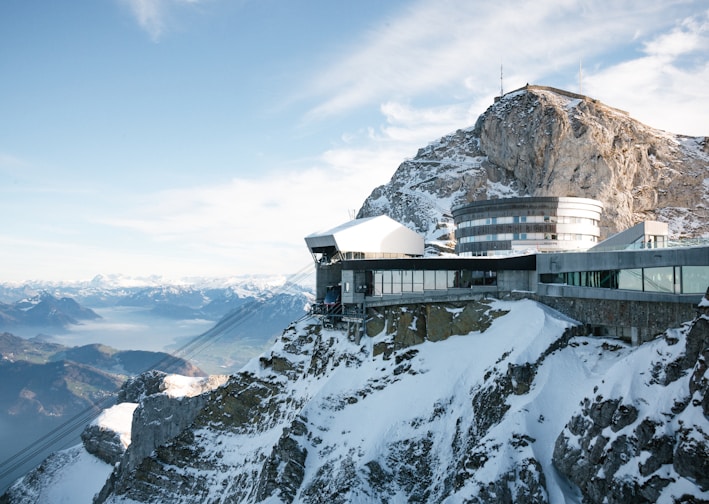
[305,199,709,344]
[452,196,603,256]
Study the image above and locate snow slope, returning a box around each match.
[5,300,707,503]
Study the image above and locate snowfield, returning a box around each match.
[5,299,708,503]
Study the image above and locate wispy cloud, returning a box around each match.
[586,7,709,136]
[97,165,375,274]
[120,0,204,40]
[301,0,707,137]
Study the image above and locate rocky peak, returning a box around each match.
[358,85,709,250]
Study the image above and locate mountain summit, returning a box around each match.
[3,87,708,503]
[358,85,709,253]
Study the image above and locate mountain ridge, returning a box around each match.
[358,85,709,253]
[3,87,708,503]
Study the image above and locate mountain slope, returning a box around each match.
[4,87,708,503]
[0,333,203,495]
[358,85,709,251]
[8,300,707,503]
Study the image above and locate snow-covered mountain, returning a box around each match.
[0,274,313,320]
[4,300,707,503]
[0,277,313,496]
[2,87,708,503]
[0,292,100,329]
[358,85,709,253]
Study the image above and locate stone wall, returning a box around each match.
[534,295,699,343]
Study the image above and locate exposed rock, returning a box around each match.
[95,373,229,502]
[255,417,309,503]
[553,315,709,503]
[358,86,709,249]
[80,425,125,465]
[115,369,167,403]
[366,299,506,349]
[474,458,548,504]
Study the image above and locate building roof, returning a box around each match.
[305,215,424,256]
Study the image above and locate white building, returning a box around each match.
[452,196,603,256]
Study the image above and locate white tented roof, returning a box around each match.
[305,215,424,256]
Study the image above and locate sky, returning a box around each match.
[1,0,708,283]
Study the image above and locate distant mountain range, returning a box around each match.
[0,276,313,494]
[0,275,313,324]
[0,292,100,330]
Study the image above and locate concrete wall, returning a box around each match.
[537,247,709,273]
[315,262,342,301]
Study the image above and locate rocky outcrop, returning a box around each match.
[7,300,709,503]
[94,372,228,503]
[368,299,508,357]
[553,315,709,503]
[358,85,709,249]
[115,369,168,403]
[80,424,125,465]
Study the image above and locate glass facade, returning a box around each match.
[682,266,709,294]
[539,265,709,294]
[368,268,497,296]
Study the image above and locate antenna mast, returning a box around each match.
[579,59,583,94]
[500,64,504,96]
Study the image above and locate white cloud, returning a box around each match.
[586,8,709,136]
[96,160,384,276]
[120,0,206,40]
[303,0,668,119]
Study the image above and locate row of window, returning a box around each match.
[367,269,497,296]
[457,215,599,229]
[459,233,599,243]
[340,251,410,260]
[539,265,709,294]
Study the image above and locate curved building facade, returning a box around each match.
[452,197,603,256]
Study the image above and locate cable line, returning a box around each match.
[0,262,315,485]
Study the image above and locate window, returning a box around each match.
[424,270,436,290]
[373,271,383,296]
[435,271,448,290]
[643,267,674,293]
[391,270,402,294]
[413,270,424,292]
[382,270,392,294]
[682,266,709,294]
[402,270,413,292]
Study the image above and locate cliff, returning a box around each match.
[4,300,707,503]
[358,86,709,252]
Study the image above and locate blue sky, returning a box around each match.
[1,0,708,283]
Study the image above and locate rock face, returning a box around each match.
[553,315,709,503]
[358,86,709,250]
[75,299,708,503]
[4,301,708,503]
[81,424,126,465]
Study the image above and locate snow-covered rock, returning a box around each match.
[65,299,704,503]
[358,86,709,251]
[553,316,709,503]
[81,403,138,465]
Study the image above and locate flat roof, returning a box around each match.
[452,196,603,215]
[341,254,537,271]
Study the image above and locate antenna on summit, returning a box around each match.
[500,64,504,96]
[579,59,583,95]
